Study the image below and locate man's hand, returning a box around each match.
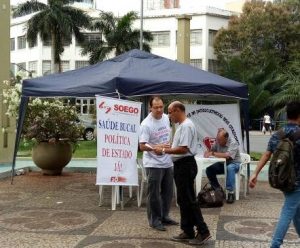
[153,146,164,155]
[249,174,257,188]
[204,151,212,158]
[162,143,171,149]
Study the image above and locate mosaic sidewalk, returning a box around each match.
[0,172,299,248]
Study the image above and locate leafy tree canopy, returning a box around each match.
[214,0,300,118]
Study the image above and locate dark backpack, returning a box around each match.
[268,129,300,192]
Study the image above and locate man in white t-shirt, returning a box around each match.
[139,96,177,232]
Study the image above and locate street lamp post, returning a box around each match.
[139,0,144,50]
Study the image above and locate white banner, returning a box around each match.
[186,103,244,154]
[96,96,141,186]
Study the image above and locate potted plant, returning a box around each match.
[3,79,84,175]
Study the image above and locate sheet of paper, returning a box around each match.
[145,143,154,150]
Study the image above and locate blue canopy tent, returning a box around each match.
[12,49,249,181]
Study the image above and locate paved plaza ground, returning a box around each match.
[0,170,299,248]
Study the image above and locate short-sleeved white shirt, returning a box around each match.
[264,115,271,124]
[139,113,173,168]
[171,118,199,161]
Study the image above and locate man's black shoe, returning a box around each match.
[162,217,179,225]
[227,192,235,204]
[172,232,194,242]
[151,224,166,231]
[189,231,212,245]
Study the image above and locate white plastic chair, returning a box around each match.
[137,158,147,207]
[235,153,251,200]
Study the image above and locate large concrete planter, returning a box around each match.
[32,142,72,175]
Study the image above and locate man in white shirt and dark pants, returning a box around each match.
[154,101,211,245]
[139,96,178,231]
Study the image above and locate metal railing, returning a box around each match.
[250,119,287,131]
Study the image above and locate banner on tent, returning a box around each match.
[96,96,141,186]
[186,103,244,154]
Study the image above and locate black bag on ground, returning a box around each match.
[197,183,225,208]
[268,129,300,192]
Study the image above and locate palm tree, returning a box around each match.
[81,11,153,64]
[13,0,91,73]
[270,60,300,116]
[219,56,281,119]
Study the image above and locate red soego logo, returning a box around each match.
[114,104,139,114]
[99,101,139,114]
[98,101,112,113]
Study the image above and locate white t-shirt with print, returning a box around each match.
[139,113,173,168]
[171,118,199,161]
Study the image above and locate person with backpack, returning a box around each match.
[249,101,300,248]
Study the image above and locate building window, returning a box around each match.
[10,64,15,76]
[17,35,26,49]
[16,63,26,75]
[10,38,15,51]
[62,39,71,46]
[76,98,95,115]
[208,59,220,74]
[77,32,102,46]
[28,39,37,48]
[190,30,202,45]
[28,61,38,77]
[43,38,51,46]
[146,0,178,9]
[75,61,89,69]
[70,0,93,4]
[190,59,202,69]
[151,31,170,47]
[42,60,51,75]
[164,0,180,8]
[61,61,70,72]
[43,38,71,46]
[146,0,164,10]
[209,29,218,47]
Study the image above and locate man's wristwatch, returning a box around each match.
[162,148,165,155]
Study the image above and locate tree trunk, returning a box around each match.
[51,31,60,74]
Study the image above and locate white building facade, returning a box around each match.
[10,0,235,76]
[141,7,234,72]
[10,0,236,115]
[10,2,99,78]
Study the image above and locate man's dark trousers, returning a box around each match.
[206,162,225,190]
[173,156,209,237]
[146,167,174,227]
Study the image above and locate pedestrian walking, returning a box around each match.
[249,101,300,248]
[263,113,272,135]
